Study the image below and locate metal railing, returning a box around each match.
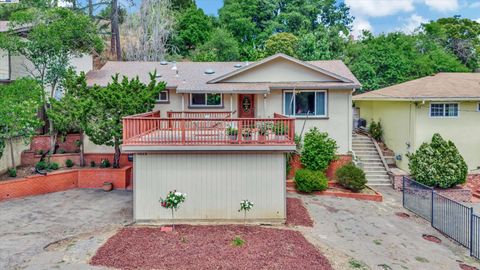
[122,112,295,146]
[403,177,480,259]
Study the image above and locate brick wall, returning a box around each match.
[21,152,132,168]
[287,154,352,181]
[30,134,81,153]
[0,166,132,201]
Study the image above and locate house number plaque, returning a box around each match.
[242,96,251,112]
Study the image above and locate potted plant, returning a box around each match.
[257,122,272,143]
[226,126,238,141]
[273,122,288,141]
[103,182,113,192]
[241,128,252,141]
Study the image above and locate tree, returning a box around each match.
[121,0,175,61]
[345,31,468,91]
[423,16,480,70]
[48,70,92,166]
[171,0,195,11]
[408,133,468,188]
[264,32,299,57]
[297,25,348,60]
[0,7,104,153]
[172,6,213,56]
[86,73,165,168]
[192,28,240,61]
[0,79,43,170]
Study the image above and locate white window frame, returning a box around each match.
[189,93,223,108]
[282,90,328,118]
[156,89,169,103]
[429,102,459,118]
[477,102,480,112]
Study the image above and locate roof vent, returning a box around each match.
[204,68,215,75]
[160,61,168,65]
[234,63,242,68]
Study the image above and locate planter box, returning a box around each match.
[288,181,383,202]
[0,166,132,201]
[287,154,352,181]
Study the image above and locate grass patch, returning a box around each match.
[231,236,245,247]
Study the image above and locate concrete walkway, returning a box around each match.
[0,189,132,269]
[295,187,480,270]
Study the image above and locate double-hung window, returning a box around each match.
[156,89,169,103]
[190,93,222,107]
[283,90,327,117]
[429,103,458,117]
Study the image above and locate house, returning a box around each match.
[0,21,93,84]
[353,73,480,172]
[86,53,361,223]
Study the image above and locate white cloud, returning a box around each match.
[345,0,414,17]
[352,17,373,38]
[423,0,459,12]
[398,14,428,33]
[476,18,480,23]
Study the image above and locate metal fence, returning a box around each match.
[402,177,480,259]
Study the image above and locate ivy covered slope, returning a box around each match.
[408,133,468,189]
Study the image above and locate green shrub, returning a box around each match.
[90,160,96,167]
[7,168,16,177]
[57,148,65,154]
[295,169,328,193]
[65,159,74,168]
[49,162,59,170]
[300,128,337,171]
[408,133,467,188]
[35,161,47,170]
[100,159,111,168]
[335,163,367,192]
[369,120,383,142]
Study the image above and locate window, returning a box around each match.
[283,90,327,117]
[156,90,169,103]
[477,102,480,112]
[430,103,458,117]
[190,93,222,107]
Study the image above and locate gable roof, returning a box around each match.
[353,73,480,101]
[87,55,360,93]
[208,53,353,84]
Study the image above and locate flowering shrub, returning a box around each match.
[238,199,254,225]
[159,190,187,230]
[160,191,187,210]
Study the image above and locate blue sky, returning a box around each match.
[125,0,480,36]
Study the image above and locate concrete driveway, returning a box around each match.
[0,189,132,270]
[295,187,480,270]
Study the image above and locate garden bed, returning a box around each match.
[286,197,313,227]
[91,225,332,270]
[289,181,383,202]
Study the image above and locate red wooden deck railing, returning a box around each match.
[122,113,295,146]
[167,111,233,119]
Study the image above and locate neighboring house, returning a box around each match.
[86,53,361,223]
[353,73,480,172]
[0,21,93,85]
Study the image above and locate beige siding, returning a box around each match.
[0,49,9,80]
[134,153,286,223]
[0,138,30,174]
[222,58,339,83]
[415,101,480,171]
[265,89,352,154]
[355,100,416,171]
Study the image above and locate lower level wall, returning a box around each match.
[287,154,352,180]
[21,152,132,168]
[0,138,30,175]
[134,152,286,223]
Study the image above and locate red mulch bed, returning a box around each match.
[91,225,332,270]
[287,198,314,227]
[422,234,442,244]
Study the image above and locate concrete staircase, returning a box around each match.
[352,133,390,186]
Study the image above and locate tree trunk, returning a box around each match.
[79,131,85,167]
[8,138,15,169]
[113,139,121,168]
[111,0,122,60]
[88,0,93,18]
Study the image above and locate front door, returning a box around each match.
[238,94,255,118]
